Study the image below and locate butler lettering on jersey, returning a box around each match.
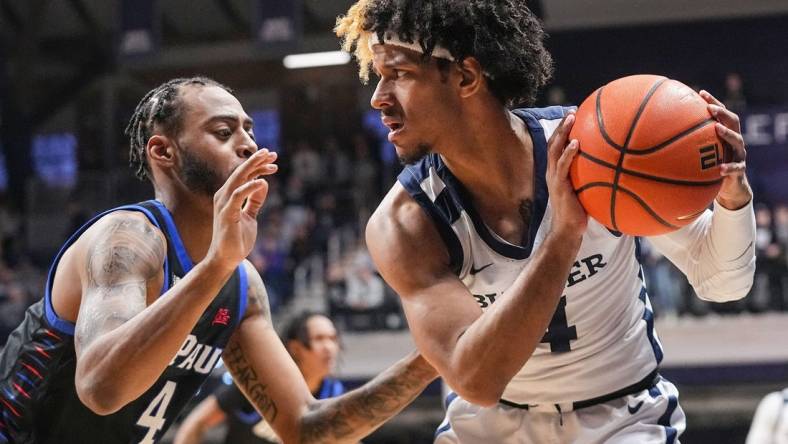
[567,254,607,287]
[472,253,607,309]
[169,334,223,374]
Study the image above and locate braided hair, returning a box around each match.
[124,77,232,181]
[336,0,553,107]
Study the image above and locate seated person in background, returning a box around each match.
[175,312,343,444]
[746,388,788,444]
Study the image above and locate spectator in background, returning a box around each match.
[746,388,788,444]
[174,312,344,444]
[351,134,380,213]
[723,72,747,113]
[752,204,784,311]
[545,85,568,106]
[639,238,681,321]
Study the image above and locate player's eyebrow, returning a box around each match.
[204,114,254,128]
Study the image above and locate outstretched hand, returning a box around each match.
[207,148,278,269]
[700,90,753,210]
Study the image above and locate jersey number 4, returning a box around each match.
[540,296,577,353]
[137,381,176,444]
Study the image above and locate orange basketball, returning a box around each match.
[569,74,725,236]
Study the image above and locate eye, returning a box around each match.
[393,69,406,79]
[215,128,232,139]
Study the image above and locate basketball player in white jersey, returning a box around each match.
[336,1,756,442]
[747,388,788,444]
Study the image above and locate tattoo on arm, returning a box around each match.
[75,215,165,354]
[299,354,436,443]
[222,340,279,422]
[223,264,277,420]
[241,261,272,322]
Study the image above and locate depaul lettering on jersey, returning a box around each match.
[169,334,223,374]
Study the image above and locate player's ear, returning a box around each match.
[456,56,484,99]
[147,135,176,169]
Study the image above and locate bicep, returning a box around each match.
[365,198,481,376]
[74,213,165,357]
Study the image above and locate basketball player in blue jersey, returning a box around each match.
[337,1,755,443]
[0,77,437,444]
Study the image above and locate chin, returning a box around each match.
[396,143,431,166]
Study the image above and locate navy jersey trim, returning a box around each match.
[150,200,195,273]
[43,204,169,336]
[399,162,464,274]
[236,264,248,330]
[634,238,664,364]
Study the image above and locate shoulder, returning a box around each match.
[82,210,166,250]
[77,210,167,281]
[239,259,271,322]
[366,183,453,295]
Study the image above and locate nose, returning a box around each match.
[237,134,258,159]
[370,78,394,110]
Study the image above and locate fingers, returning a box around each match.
[720,161,746,177]
[548,113,576,167]
[708,103,742,133]
[556,139,579,176]
[699,90,724,108]
[227,179,268,215]
[715,122,746,163]
[243,181,270,218]
[224,149,277,192]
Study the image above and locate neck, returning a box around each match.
[440,102,533,201]
[153,188,214,263]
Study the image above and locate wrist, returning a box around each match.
[716,194,752,211]
[547,227,583,251]
[200,253,238,276]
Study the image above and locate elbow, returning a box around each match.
[446,373,505,408]
[695,266,755,303]
[75,374,125,416]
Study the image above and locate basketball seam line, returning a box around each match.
[574,182,680,230]
[577,151,724,186]
[607,77,669,231]
[625,118,716,155]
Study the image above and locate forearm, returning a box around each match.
[448,231,581,403]
[77,259,236,412]
[299,351,437,444]
[652,200,755,301]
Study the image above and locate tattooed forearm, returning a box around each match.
[299,352,437,444]
[223,340,279,421]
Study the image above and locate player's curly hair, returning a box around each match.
[125,76,232,181]
[336,0,554,107]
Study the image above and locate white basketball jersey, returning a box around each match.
[398,106,664,404]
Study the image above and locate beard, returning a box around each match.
[397,142,431,166]
[178,148,225,197]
